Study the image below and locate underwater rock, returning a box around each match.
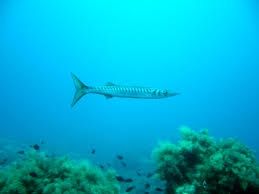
[152,126,259,194]
[0,150,120,194]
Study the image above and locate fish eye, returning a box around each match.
[163,90,168,95]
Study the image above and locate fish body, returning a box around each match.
[145,183,151,189]
[146,172,154,178]
[116,176,125,182]
[116,155,124,160]
[31,144,40,151]
[136,171,142,176]
[71,73,179,107]
[91,149,96,154]
[98,164,105,170]
[124,178,134,183]
[0,158,8,165]
[29,172,38,177]
[121,161,127,167]
[17,150,25,155]
[155,187,164,192]
[125,186,135,192]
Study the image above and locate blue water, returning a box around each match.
[0,0,258,170]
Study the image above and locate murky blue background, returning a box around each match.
[0,0,258,167]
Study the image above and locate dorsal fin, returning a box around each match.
[106,82,116,86]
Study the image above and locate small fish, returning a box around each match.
[91,149,96,154]
[40,140,45,144]
[124,178,134,183]
[144,183,150,189]
[125,186,135,192]
[17,150,25,155]
[31,144,40,151]
[116,155,124,160]
[29,172,38,177]
[116,176,125,182]
[121,161,127,167]
[155,187,164,192]
[0,158,8,165]
[98,164,105,169]
[146,172,154,178]
[136,170,142,176]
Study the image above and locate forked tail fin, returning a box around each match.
[71,73,88,107]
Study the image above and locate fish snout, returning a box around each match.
[167,91,180,97]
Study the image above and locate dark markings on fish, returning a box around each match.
[31,144,40,151]
[125,186,135,192]
[116,155,124,160]
[155,187,164,192]
[145,183,151,189]
[124,178,133,183]
[29,172,38,178]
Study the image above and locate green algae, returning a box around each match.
[0,151,120,194]
[152,126,259,194]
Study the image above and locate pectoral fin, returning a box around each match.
[104,94,113,99]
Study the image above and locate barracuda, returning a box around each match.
[71,73,180,107]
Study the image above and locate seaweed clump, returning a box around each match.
[152,126,259,194]
[0,151,120,194]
